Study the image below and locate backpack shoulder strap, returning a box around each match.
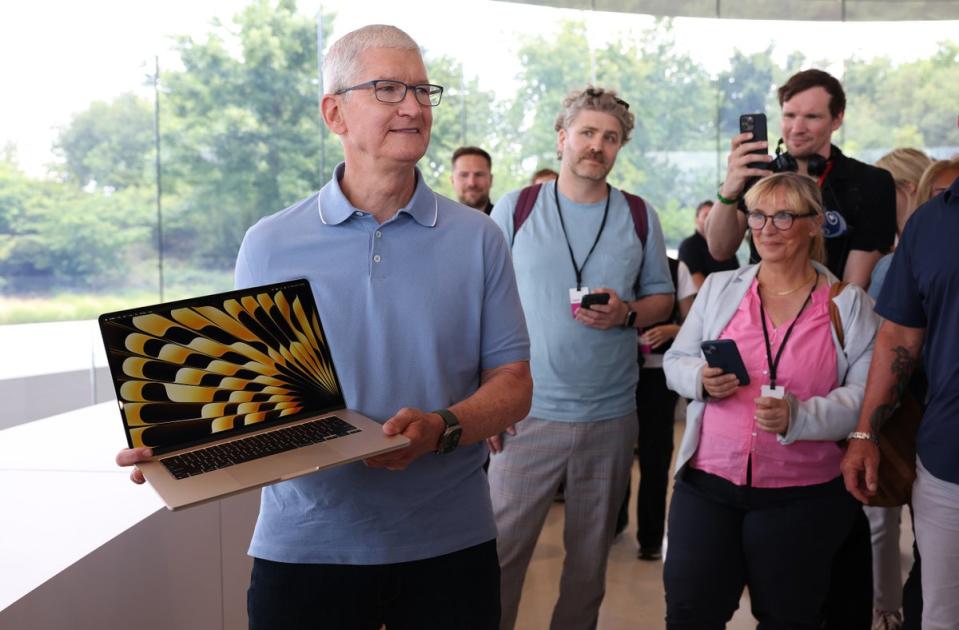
[622,191,648,247]
[828,281,849,349]
[511,184,543,247]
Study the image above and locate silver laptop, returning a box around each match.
[99,278,409,510]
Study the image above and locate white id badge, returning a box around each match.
[761,385,785,399]
[569,287,589,316]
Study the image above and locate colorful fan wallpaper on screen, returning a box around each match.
[100,284,343,449]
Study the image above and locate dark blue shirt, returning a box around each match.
[876,175,959,484]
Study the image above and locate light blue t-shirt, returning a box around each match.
[236,163,530,565]
[868,252,893,301]
[491,181,673,421]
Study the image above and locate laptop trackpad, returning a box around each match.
[228,462,319,487]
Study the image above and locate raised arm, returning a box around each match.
[706,132,772,260]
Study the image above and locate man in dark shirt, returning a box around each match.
[677,200,738,288]
[843,172,959,630]
[451,146,495,214]
[705,69,896,290]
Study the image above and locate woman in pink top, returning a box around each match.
[663,172,879,629]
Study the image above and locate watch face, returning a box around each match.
[438,426,463,454]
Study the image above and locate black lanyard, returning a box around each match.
[757,273,819,389]
[554,181,611,290]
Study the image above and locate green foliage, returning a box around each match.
[162,0,333,266]
[53,93,154,190]
[3,2,959,320]
[844,41,959,152]
[0,160,153,292]
[717,47,777,138]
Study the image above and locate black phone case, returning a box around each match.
[739,113,768,170]
[581,292,610,309]
[701,339,750,385]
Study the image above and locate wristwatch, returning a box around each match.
[623,306,637,328]
[433,408,462,454]
[847,431,879,444]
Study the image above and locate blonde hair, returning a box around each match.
[876,148,932,190]
[554,86,634,145]
[323,25,421,94]
[916,157,959,206]
[744,172,826,264]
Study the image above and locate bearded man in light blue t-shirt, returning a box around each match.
[489,87,674,630]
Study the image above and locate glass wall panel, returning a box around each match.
[1,0,957,327]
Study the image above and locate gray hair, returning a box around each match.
[323,25,421,94]
[554,86,634,144]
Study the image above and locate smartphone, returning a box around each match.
[701,339,750,386]
[739,113,769,170]
[580,292,610,310]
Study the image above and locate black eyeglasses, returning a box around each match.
[584,88,629,110]
[334,79,444,107]
[747,210,818,231]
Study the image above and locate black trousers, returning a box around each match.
[664,468,859,630]
[822,508,873,630]
[635,366,678,548]
[247,540,500,630]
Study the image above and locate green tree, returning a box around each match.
[54,93,154,190]
[843,41,959,154]
[162,0,333,266]
[717,47,778,138]
[0,154,153,292]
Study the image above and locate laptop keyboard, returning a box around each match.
[160,415,360,479]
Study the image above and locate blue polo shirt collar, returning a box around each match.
[318,162,438,227]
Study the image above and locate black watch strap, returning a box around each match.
[432,408,462,454]
[624,307,637,328]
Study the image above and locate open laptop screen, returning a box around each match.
[99,279,346,454]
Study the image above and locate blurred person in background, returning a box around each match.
[451,145,496,213]
[678,200,739,289]
[529,167,559,185]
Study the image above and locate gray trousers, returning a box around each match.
[913,457,959,630]
[487,413,637,630]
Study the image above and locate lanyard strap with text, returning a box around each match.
[554,182,611,290]
[758,274,819,389]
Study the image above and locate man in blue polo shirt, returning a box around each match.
[842,171,959,630]
[488,86,673,629]
[118,24,531,629]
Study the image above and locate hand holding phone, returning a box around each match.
[701,339,750,386]
[739,113,769,170]
[580,292,610,310]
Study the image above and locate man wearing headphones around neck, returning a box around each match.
[705,68,896,291]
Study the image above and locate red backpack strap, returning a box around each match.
[511,184,543,247]
[622,191,648,247]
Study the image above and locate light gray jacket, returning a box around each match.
[663,262,879,478]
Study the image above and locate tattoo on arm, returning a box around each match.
[869,346,917,433]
